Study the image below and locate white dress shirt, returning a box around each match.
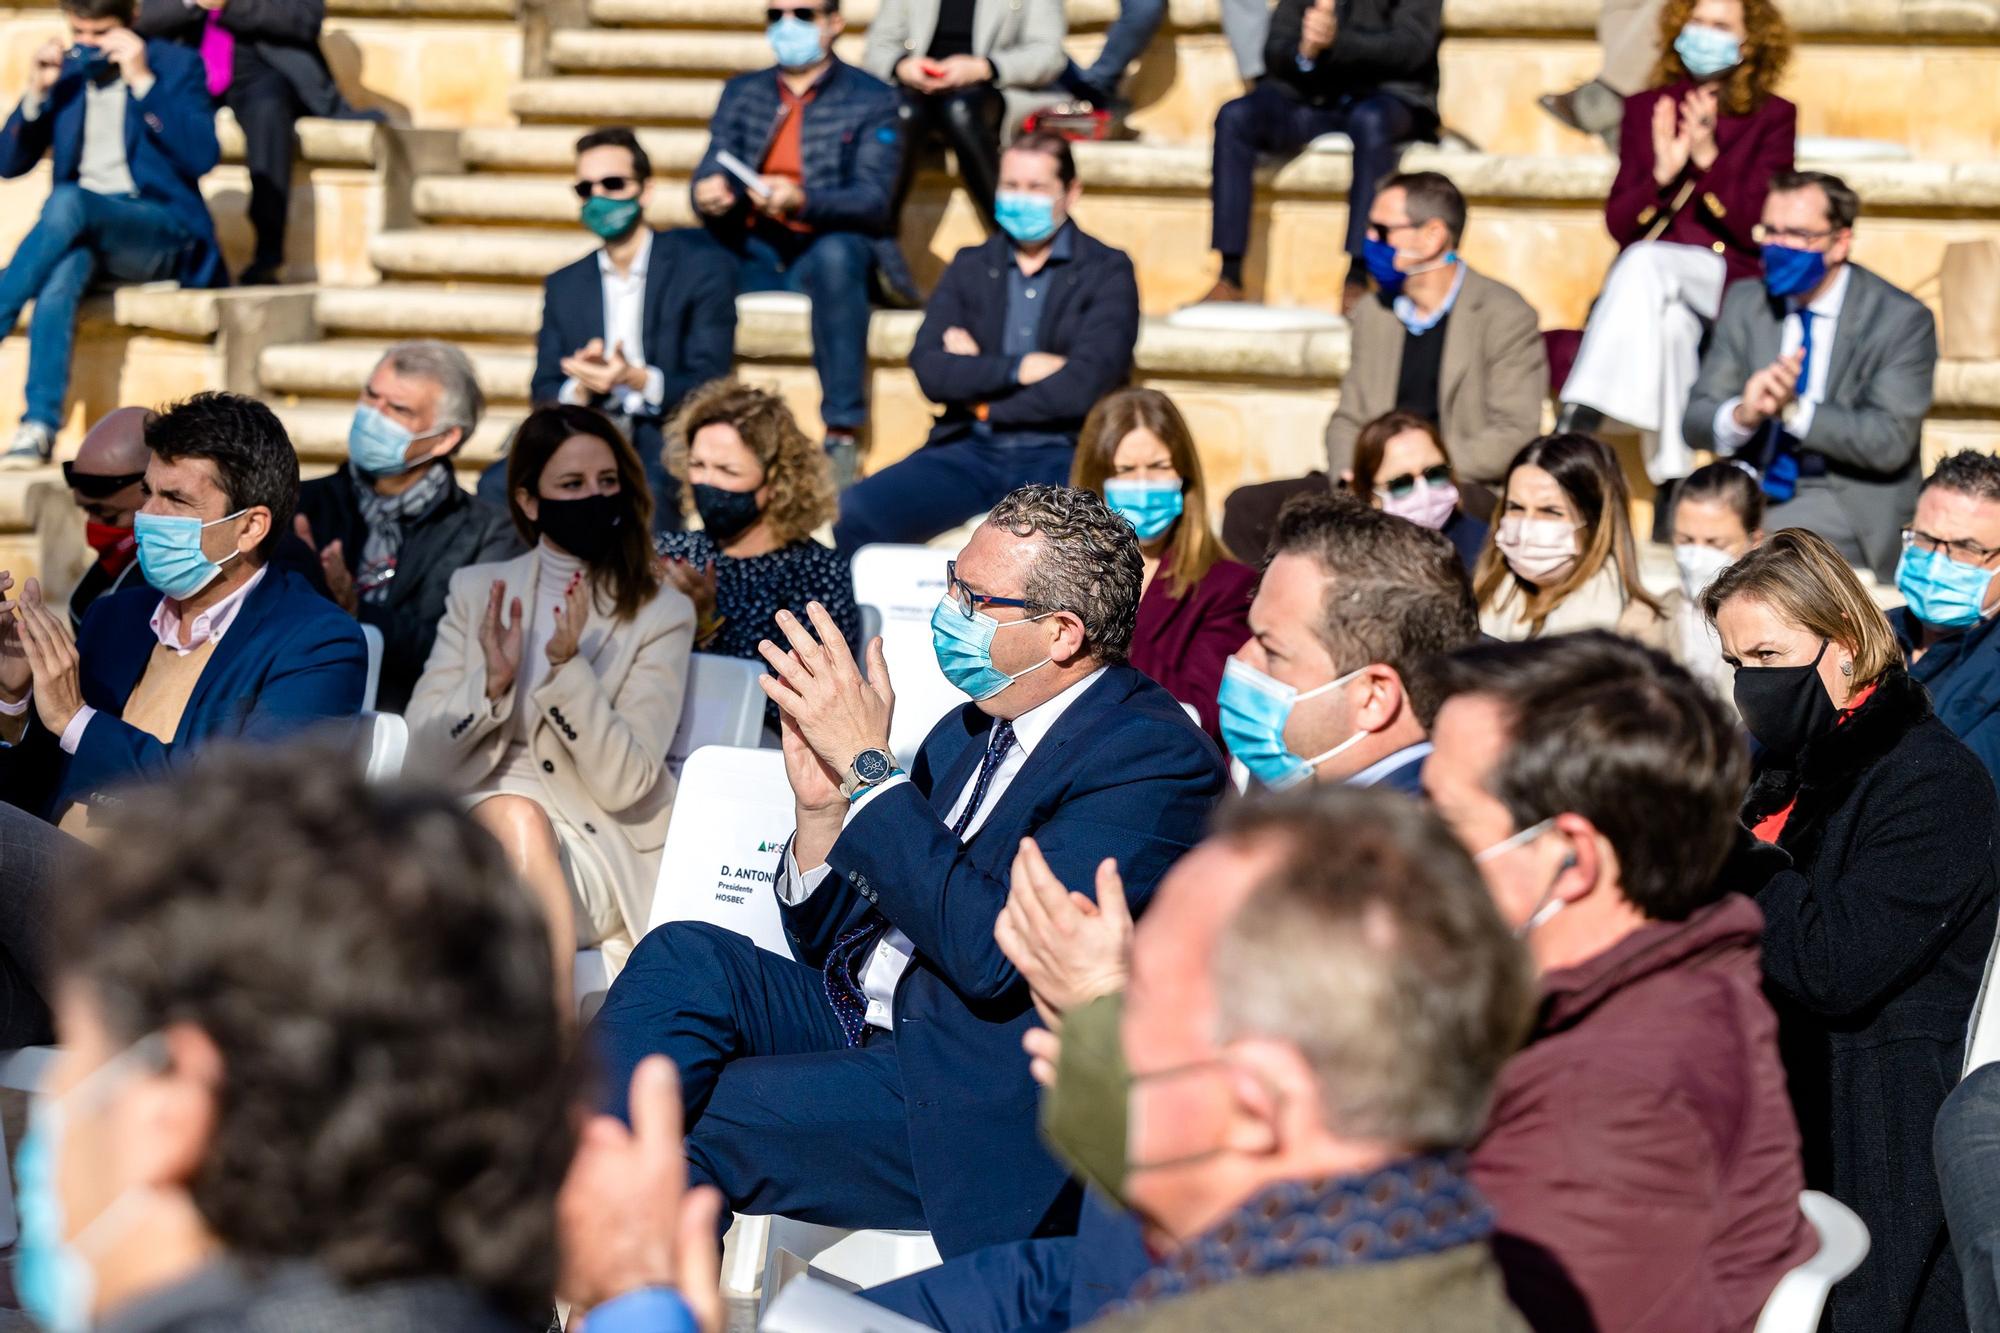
[1712,263,1853,455]
[559,239,668,419]
[778,666,1109,1032]
[1347,740,1432,788]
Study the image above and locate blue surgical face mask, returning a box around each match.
[1102,479,1183,542]
[767,16,824,68]
[930,596,1053,701]
[1761,243,1828,300]
[133,509,247,602]
[995,192,1059,246]
[1216,656,1368,790]
[1361,236,1407,296]
[1898,544,1998,630]
[1674,22,1742,78]
[16,1034,166,1333]
[348,404,447,478]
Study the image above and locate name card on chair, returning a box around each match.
[647,746,798,959]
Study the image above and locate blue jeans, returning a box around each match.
[0,184,191,428]
[726,228,874,432]
[1066,0,1169,97]
[832,434,1077,555]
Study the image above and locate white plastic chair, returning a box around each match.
[851,544,967,768]
[1965,923,2000,1079]
[1753,1191,1870,1333]
[858,604,882,649]
[359,623,384,713]
[666,653,771,774]
[358,710,407,784]
[757,1218,941,1316]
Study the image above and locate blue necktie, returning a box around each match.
[821,720,1018,1047]
[1761,311,1815,503]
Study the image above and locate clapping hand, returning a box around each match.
[12,581,84,735]
[994,837,1132,1028]
[546,572,589,670]
[0,572,31,701]
[757,603,894,777]
[563,339,619,396]
[293,514,356,615]
[479,579,525,701]
[556,1057,724,1332]
[1651,93,1692,187]
[1299,0,1337,60]
[1733,347,1805,428]
[1682,84,1720,171]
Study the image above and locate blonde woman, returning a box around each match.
[1474,432,1665,646]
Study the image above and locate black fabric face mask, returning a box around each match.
[1733,638,1838,760]
[534,492,624,565]
[692,483,763,545]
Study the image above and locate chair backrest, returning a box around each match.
[359,623,384,714]
[668,653,772,771]
[645,745,796,958]
[1967,925,2000,1079]
[859,603,883,648]
[358,710,408,785]
[1753,1191,1871,1333]
[852,544,968,767]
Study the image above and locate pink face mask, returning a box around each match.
[1378,478,1460,531]
[1496,515,1581,583]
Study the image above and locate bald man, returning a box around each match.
[64,406,151,630]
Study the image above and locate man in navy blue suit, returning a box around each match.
[0,391,367,827]
[519,126,737,533]
[590,484,1228,1258]
[0,0,225,465]
[865,492,1482,1329]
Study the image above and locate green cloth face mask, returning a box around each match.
[581,195,644,241]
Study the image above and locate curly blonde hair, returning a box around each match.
[1653,0,1792,116]
[663,379,836,546]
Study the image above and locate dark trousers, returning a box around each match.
[589,921,929,1233]
[0,805,65,1050]
[224,45,304,272]
[725,228,874,430]
[1209,81,1420,262]
[832,435,1076,555]
[1938,1062,2000,1330]
[893,84,1005,227]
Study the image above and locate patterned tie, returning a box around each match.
[199,12,234,99]
[821,720,1018,1046]
[1760,311,1815,503]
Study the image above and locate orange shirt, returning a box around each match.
[759,80,817,234]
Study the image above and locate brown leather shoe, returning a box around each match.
[1191,278,1245,305]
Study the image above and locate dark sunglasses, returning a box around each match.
[766,6,822,19]
[1376,463,1453,499]
[62,462,145,498]
[572,176,640,200]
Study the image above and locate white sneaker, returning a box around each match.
[0,422,52,470]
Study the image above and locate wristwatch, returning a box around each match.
[840,747,900,800]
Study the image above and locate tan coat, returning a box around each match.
[1480,559,1668,649]
[406,549,694,943]
[1325,267,1549,488]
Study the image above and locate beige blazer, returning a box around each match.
[1479,559,1667,649]
[1325,267,1549,488]
[406,549,695,942]
[862,0,1067,89]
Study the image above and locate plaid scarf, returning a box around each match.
[350,461,453,605]
[1112,1151,1494,1314]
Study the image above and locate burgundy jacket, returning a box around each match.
[1470,893,1815,1332]
[1605,83,1797,286]
[1128,558,1257,746]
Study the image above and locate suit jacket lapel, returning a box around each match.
[928,707,994,820]
[988,669,1128,825]
[640,231,670,367]
[1437,275,1479,412]
[1819,267,1874,401]
[178,569,282,738]
[972,0,1001,57]
[574,257,607,360]
[95,596,157,713]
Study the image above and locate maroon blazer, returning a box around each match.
[1470,892,1815,1332]
[1605,83,1796,286]
[1128,557,1258,746]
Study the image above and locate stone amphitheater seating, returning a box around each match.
[0,0,1993,575]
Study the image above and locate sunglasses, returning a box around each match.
[573,176,640,200]
[1376,463,1453,499]
[62,462,145,498]
[766,6,822,18]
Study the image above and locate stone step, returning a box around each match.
[0,0,517,16]
[313,283,544,339]
[551,27,871,74]
[509,76,723,125]
[461,125,709,172]
[416,172,700,226]
[367,227,599,282]
[260,336,537,402]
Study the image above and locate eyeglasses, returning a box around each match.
[61,462,145,498]
[945,559,1035,619]
[1376,463,1453,500]
[572,176,640,200]
[1365,219,1417,242]
[1752,224,1840,247]
[1903,527,2000,566]
[766,6,821,19]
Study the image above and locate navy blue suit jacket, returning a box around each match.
[0,39,225,288]
[780,665,1227,1257]
[530,228,737,448]
[1897,606,2000,793]
[15,567,366,816]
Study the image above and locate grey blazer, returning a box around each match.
[1684,263,1937,579]
[862,0,1067,89]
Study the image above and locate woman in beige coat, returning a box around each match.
[408,406,693,1004]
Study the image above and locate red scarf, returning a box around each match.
[1752,681,1879,843]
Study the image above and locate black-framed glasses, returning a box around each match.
[766,5,821,19]
[1903,527,2000,566]
[61,462,145,498]
[945,559,1033,619]
[1753,223,1839,247]
[1376,463,1453,500]
[573,176,639,200]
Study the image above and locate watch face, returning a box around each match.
[855,749,893,783]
